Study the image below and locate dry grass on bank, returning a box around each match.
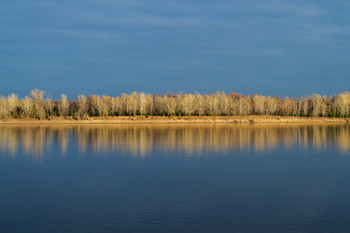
[0,115,348,124]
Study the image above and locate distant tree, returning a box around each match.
[7,93,18,117]
[60,94,69,116]
[253,95,265,115]
[334,92,350,117]
[164,95,174,116]
[183,93,195,116]
[77,95,88,117]
[311,94,323,117]
[22,96,33,117]
[30,89,45,119]
[265,96,278,115]
[0,96,8,118]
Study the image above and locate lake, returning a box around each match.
[1,124,350,233]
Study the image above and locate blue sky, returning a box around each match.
[1,0,350,99]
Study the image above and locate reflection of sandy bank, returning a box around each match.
[0,124,349,157]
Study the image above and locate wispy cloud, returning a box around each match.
[122,15,205,27]
[5,27,113,40]
[261,3,323,16]
[300,25,350,42]
[42,28,112,39]
[59,7,208,27]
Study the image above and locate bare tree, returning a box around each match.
[311,94,323,117]
[165,95,176,116]
[60,94,69,116]
[101,96,111,116]
[183,93,195,116]
[77,95,88,117]
[299,96,309,116]
[30,89,44,102]
[334,92,350,117]
[7,93,18,117]
[253,95,265,115]
[139,92,147,115]
[0,96,7,118]
[22,96,33,117]
[30,89,45,119]
[131,92,139,116]
[265,96,278,115]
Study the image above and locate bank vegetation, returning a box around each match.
[1,89,350,120]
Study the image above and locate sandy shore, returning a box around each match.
[0,116,348,124]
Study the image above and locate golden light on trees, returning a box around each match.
[0,89,349,119]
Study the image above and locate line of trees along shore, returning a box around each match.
[0,89,350,119]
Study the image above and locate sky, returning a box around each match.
[1,0,350,99]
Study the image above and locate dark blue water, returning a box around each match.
[0,124,350,233]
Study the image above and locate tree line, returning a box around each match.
[0,89,349,119]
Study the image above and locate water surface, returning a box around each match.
[1,124,350,233]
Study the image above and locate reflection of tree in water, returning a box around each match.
[0,124,349,158]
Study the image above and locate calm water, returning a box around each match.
[1,124,350,233]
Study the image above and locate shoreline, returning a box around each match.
[0,116,348,124]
